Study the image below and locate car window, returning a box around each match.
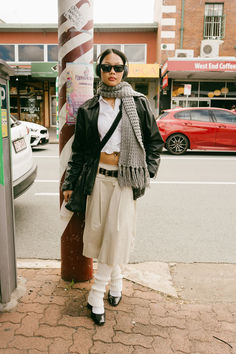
[157,112,169,120]
[174,110,191,120]
[213,110,236,124]
[10,114,21,127]
[190,110,210,122]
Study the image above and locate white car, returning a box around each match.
[11,116,37,198]
[18,119,49,147]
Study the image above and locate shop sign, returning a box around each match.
[162,74,168,89]
[184,84,191,96]
[0,84,8,138]
[31,62,58,78]
[128,64,159,78]
[168,60,236,72]
[0,85,5,185]
[66,63,93,125]
[0,120,3,185]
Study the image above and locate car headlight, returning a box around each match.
[30,128,38,133]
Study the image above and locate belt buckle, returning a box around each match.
[105,169,109,177]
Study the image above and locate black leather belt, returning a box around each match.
[99,167,118,178]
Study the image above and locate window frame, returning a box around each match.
[0,44,15,61]
[18,44,45,62]
[203,3,225,39]
[95,43,147,63]
[0,43,147,64]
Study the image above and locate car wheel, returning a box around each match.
[166,134,189,155]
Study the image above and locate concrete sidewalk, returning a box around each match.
[1,261,236,353]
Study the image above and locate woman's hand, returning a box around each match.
[63,190,73,202]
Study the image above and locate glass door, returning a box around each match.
[171,98,211,108]
[50,95,57,127]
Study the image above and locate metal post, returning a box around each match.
[0,61,17,304]
[58,0,94,282]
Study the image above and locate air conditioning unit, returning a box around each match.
[161,43,168,50]
[200,39,223,58]
[175,49,194,58]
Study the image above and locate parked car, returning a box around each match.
[157,107,236,155]
[14,117,49,147]
[11,115,37,198]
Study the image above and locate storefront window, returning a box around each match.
[19,45,44,62]
[48,45,58,61]
[0,45,15,61]
[10,79,44,124]
[200,82,225,97]
[135,83,148,95]
[172,81,198,97]
[226,83,236,97]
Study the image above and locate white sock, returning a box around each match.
[92,305,104,314]
[110,290,121,297]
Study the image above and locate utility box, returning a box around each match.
[0,60,17,304]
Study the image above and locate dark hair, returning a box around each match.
[95,48,128,79]
[97,48,128,66]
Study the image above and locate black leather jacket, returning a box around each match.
[62,94,164,203]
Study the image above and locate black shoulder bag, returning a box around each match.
[65,105,122,213]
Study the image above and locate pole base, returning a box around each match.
[61,212,93,282]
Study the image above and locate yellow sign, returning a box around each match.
[128,64,159,78]
[1,109,8,138]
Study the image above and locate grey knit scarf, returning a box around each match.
[97,81,150,189]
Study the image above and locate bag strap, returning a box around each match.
[99,104,122,151]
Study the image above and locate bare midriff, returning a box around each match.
[100,151,120,165]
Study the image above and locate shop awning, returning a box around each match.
[128,63,159,78]
[93,63,159,79]
[31,62,58,78]
[30,62,159,79]
[162,58,236,80]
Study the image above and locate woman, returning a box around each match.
[62,48,164,326]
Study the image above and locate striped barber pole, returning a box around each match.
[58,0,94,281]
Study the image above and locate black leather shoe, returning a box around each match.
[108,291,122,307]
[87,303,105,326]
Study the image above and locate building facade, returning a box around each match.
[0,23,159,128]
[155,0,236,111]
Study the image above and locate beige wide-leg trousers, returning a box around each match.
[83,163,136,265]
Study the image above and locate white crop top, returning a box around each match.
[97,96,122,153]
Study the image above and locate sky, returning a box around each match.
[0,0,155,24]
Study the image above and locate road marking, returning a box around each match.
[33,155,59,158]
[35,179,59,183]
[151,181,236,185]
[32,155,236,161]
[34,180,236,186]
[161,156,236,161]
[35,193,59,196]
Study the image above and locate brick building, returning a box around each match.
[0,23,159,128]
[155,0,236,111]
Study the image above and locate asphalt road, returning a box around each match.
[14,144,236,263]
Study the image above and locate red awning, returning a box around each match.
[162,59,236,80]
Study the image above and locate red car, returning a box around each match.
[157,107,236,155]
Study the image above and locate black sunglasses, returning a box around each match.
[100,64,125,73]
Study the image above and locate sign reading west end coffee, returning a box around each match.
[167,60,236,72]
